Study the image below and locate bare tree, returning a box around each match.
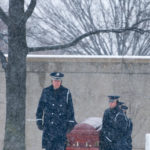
[0,0,36,149]
[27,0,150,55]
[0,0,150,150]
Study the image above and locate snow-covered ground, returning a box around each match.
[146,134,150,150]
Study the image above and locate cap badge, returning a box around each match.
[56,73,60,76]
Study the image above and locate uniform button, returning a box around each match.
[51,121,54,124]
[52,104,55,106]
[51,113,54,115]
[59,113,61,116]
[60,104,62,107]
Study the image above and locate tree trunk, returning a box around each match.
[4,54,26,150]
[3,0,27,149]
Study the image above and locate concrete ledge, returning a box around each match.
[25,55,150,74]
[26,55,150,63]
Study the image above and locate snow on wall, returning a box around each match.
[26,55,150,59]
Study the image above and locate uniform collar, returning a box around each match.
[50,85,63,91]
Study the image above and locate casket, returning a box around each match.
[66,117,102,150]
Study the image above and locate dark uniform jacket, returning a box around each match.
[36,85,76,148]
[100,106,128,150]
[124,117,133,150]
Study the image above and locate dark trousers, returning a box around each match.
[45,139,66,150]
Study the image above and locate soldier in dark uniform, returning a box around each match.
[100,96,128,150]
[36,72,76,150]
[121,105,133,150]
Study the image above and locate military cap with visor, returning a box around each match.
[117,101,124,106]
[50,72,64,80]
[121,105,128,110]
[108,96,120,102]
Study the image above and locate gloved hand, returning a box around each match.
[67,120,77,133]
[36,120,43,130]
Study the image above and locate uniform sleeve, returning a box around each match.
[127,118,133,136]
[102,109,113,131]
[100,110,109,142]
[100,109,118,143]
[36,89,46,130]
[101,110,116,143]
[66,90,77,132]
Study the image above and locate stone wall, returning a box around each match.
[1,55,150,150]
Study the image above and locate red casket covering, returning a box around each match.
[66,117,102,150]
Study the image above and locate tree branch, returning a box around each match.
[0,7,9,26]
[132,17,150,27]
[0,51,7,71]
[28,27,146,52]
[21,0,36,24]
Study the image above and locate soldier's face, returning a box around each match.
[109,100,117,108]
[52,80,61,89]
